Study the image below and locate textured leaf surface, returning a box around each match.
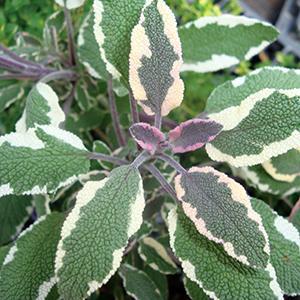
[138,237,177,274]
[168,118,222,153]
[179,15,278,73]
[0,125,90,197]
[93,140,113,170]
[130,123,165,154]
[0,245,10,266]
[144,266,168,300]
[168,207,283,300]
[175,167,269,268]
[55,166,145,299]
[93,0,145,82]
[0,84,24,112]
[206,88,300,167]
[252,198,300,296]
[119,264,163,300]
[55,0,85,9]
[232,165,300,197]
[16,83,65,132]
[129,0,184,116]
[0,195,33,245]
[0,213,65,300]
[184,276,209,300]
[262,149,300,182]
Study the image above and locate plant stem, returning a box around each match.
[87,152,128,165]
[40,70,77,83]
[129,90,139,124]
[107,76,126,147]
[154,111,162,129]
[156,153,187,174]
[0,73,42,81]
[289,197,300,221]
[131,151,149,168]
[63,81,77,115]
[139,112,177,129]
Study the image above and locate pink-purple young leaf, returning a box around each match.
[130,123,166,154]
[168,119,223,153]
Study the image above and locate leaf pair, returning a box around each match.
[130,119,222,155]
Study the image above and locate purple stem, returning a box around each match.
[87,152,128,165]
[0,56,28,71]
[154,111,162,130]
[131,151,149,168]
[40,70,77,83]
[139,112,177,129]
[156,153,187,174]
[129,89,140,124]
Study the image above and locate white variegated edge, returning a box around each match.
[55,0,85,10]
[262,160,298,183]
[11,204,34,240]
[1,84,25,110]
[168,208,283,300]
[175,166,270,268]
[138,236,177,273]
[55,172,145,296]
[129,0,184,116]
[180,15,276,73]
[93,0,121,80]
[37,277,57,300]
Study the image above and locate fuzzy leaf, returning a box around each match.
[0,213,65,299]
[0,245,10,266]
[16,83,65,132]
[0,84,24,112]
[55,0,85,9]
[184,276,209,300]
[55,166,145,299]
[129,0,184,116]
[168,118,222,153]
[262,149,300,183]
[252,198,300,296]
[43,11,65,48]
[179,15,278,73]
[0,125,90,197]
[168,207,283,300]
[93,0,145,82]
[138,237,177,274]
[130,123,165,154]
[175,167,269,268]
[205,67,300,167]
[119,264,163,300]
[232,165,300,197]
[0,195,33,245]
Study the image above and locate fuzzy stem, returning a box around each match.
[129,90,140,124]
[0,56,28,71]
[154,111,162,130]
[87,152,128,165]
[40,70,77,83]
[0,72,43,81]
[289,197,300,221]
[107,76,126,147]
[139,112,177,129]
[131,151,150,169]
[156,153,187,174]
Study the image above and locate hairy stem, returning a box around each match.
[156,153,187,174]
[154,111,162,130]
[107,76,126,147]
[289,197,300,221]
[40,70,77,83]
[139,111,177,129]
[131,151,149,168]
[87,152,128,165]
[129,90,140,124]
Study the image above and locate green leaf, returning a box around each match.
[55,165,145,299]
[252,198,300,296]
[93,0,145,83]
[175,167,269,268]
[119,264,163,300]
[16,83,65,132]
[262,149,300,182]
[0,84,25,112]
[55,0,85,9]
[34,194,51,218]
[0,245,10,267]
[144,266,168,300]
[138,236,177,274]
[232,165,300,197]
[0,213,65,299]
[183,276,209,300]
[292,210,300,232]
[93,140,113,170]
[129,0,184,116]
[179,15,278,73]
[168,207,283,300]
[0,195,33,245]
[0,125,90,196]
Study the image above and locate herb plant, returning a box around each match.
[0,0,300,299]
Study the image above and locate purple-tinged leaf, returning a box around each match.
[168,119,222,153]
[130,123,166,154]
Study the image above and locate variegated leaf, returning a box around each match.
[130,123,166,154]
[93,0,145,82]
[138,237,177,274]
[93,140,113,170]
[129,0,184,116]
[0,213,65,300]
[55,0,85,9]
[184,276,209,300]
[144,266,168,300]
[16,83,65,132]
[0,125,90,197]
[262,149,300,183]
[119,264,163,300]
[0,84,24,112]
[168,207,283,300]
[175,167,269,268]
[252,198,300,296]
[179,15,278,73]
[55,166,145,299]
[205,67,300,167]
[168,118,222,153]
[232,165,300,197]
[43,11,65,48]
[0,195,33,245]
